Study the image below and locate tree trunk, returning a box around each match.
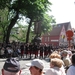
[6,13,19,44]
[3,31,6,43]
[5,0,21,44]
[26,19,33,43]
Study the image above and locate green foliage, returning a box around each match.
[10,25,26,42]
[0,8,10,42]
[10,23,35,42]
[0,0,10,9]
[18,0,52,20]
[11,34,26,42]
[39,14,56,35]
[0,0,55,43]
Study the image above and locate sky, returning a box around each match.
[48,0,75,28]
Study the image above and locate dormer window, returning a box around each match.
[58,25,61,27]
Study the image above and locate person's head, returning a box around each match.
[2,58,21,75]
[26,59,44,75]
[50,58,63,68]
[71,53,75,65]
[61,50,68,57]
[49,52,61,59]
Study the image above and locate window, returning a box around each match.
[45,37,47,42]
[48,37,50,42]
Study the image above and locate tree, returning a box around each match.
[0,8,9,43]
[0,0,20,43]
[41,14,56,34]
[10,22,28,42]
[10,0,52,43]
[0,0,53,43]
[24,0,52,43]
[0,0,10,9]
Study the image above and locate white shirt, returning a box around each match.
[60,65,66,75]
[67,65,75,75]
[45,67,62,75]
[8,49,13,54]
[0,50,4,55]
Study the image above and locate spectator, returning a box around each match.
[61,50,71,69]
[49,52,61,59]
[0,47,5,58]
[66,53,75,75]
[26,59,44,75]
[67,50,72,59]
[7,47,13,58]
[45,58,64,75]
[1,58,21,75]
[49,52,66,75]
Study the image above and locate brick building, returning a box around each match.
[41,22,72,47]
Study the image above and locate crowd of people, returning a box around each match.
[1,41,75,75]
[0,42,53,59]
[1,51,75,75]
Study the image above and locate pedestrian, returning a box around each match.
[66,53,75,75]
[26,59,44,75]
[1,58,21,75]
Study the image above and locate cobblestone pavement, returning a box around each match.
[0,57,50,75]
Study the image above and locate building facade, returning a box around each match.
[41,22,72,47]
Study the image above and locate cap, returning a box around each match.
[61,50,68,55]
[3,58,20,72]
[26,59,44,70]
